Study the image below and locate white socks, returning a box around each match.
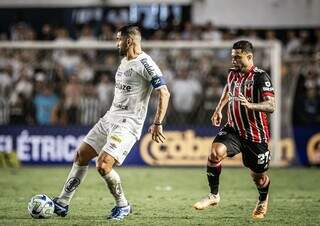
[58,163,89,206]
[57,164,127,208]
[102,169,128,207]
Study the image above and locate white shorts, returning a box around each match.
[83,118,137,165]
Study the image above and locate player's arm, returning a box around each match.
[238,94,275,113]
[238,72,275,113]
[149,86,170,143]
[215,85,229,112]
[211,85,229,126]
[140,56,170,143]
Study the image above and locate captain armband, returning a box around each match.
[151,76,166,89]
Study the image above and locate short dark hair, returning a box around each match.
[232,40,254,53]
[118,25,141,39]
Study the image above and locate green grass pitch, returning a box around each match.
[1,167,320,226]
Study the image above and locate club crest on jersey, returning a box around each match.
[124,68,133,77]
[265,81,271,87]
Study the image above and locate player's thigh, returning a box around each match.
[212,126,241,161]
[242,140,271,173]
[82,118,109,154]
[102,125,137,166]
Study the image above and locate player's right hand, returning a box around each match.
[149,124,166,143]
[211,111,222,127]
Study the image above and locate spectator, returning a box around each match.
[97,74,114,114]
[55,50,81,76]
[33,84,59,125]
[39,24,55,41]
[284,31,301,58]
[64,74,82,124]
[0,96,10,125]
[99,23,114,41]
[170,68,202,124]
[10,92,35,125]
[202,21,222,41]
[79,84,100,125]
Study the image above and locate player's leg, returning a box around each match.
[97,127,136,220]
[193,142,227,210]
[53,119,107,217]
[53,142,98,216]
[207,142,227,195]
[96,151,131,220]
[193,126,241,210]
[96,152,129,208]
[250,170,270,219]
[242,141,270,219]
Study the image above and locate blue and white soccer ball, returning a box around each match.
[27,194,54,219]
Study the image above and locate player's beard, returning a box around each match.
[119,43,127,56]
[233,64,241,72]
[119,47,126,56]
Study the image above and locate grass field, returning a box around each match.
[1,166,320,226]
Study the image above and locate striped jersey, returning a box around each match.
[226,66,274,143]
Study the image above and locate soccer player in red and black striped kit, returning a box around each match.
[193,40,275,219]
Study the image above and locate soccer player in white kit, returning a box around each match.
[52,25,170,220]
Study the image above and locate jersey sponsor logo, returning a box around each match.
[262,87,274,91]
[140,58,156,76]
[110,134,122,143]
[253,68,265,73]
[115,82,132,92]
[228,92,239,101]
[116,71,123,77]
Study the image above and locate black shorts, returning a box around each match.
[214,125,271,173]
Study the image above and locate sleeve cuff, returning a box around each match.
[261,91,274,97]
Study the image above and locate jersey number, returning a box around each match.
[257,151,270,165]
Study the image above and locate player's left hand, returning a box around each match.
[149,124,166,143]
[238,93,252,109]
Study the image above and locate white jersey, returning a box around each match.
[103,51,165,138]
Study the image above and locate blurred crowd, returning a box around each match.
[0,20,319,127]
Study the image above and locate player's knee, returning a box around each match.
[96,154,114,176]
[210,143,227,163]
[74,143,97,166]
[74,150,88,166]
[251,172,266,187]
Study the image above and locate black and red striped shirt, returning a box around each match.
[226,66,274,143]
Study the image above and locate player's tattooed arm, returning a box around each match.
[238,93,275,113]
[149,86,170,143]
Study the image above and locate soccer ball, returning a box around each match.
[27,194,54,219]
